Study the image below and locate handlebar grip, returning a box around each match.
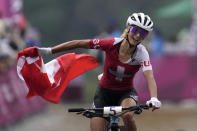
[68,108,85,112]
[139,104,149,109]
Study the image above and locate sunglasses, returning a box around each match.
[129,26,148,39]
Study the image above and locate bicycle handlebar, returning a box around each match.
[68,108,85,112]
[68,104,150,118]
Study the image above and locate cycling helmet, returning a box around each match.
[126,12,153,32]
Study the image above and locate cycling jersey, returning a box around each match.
[89,38,152,90]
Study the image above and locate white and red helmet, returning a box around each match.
[126,12,153,32]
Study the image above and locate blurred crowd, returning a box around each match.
[149,4,197,56]
[0,14,41,73]
[147,25,197,56]
[0,14,46,128]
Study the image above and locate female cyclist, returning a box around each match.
[38,12,161,131]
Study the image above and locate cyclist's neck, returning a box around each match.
[118,40,136,63]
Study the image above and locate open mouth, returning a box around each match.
[132,37,140,44]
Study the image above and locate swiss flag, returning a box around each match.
[17,47,99,104]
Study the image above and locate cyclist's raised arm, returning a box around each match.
[38,38,118,56]
[52,40,90,54]
[37,40,90,56]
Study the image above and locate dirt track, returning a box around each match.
[4,103,197,131]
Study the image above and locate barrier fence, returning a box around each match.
[0,64,46,127]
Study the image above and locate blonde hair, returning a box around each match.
[121,26,131,38]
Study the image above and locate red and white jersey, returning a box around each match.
[89,38,152,90]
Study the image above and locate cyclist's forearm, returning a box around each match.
[51,40,90,54]
[143,70,158,98]
[147,78,157,98]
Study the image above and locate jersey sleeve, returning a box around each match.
[89,38,115,51]
[139,45,152,72]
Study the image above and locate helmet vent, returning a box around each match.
[126,12,153,31]
[131,16,136,21]
[138,15,142,23]
[147,21,152,26]
[144,17,147,26]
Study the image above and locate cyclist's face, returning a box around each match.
[128,26,148,46]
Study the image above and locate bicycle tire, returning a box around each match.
[119,126,125,131]
[104,125,109,131]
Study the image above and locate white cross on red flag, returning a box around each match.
[17,47,99,104]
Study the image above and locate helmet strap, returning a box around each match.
[126,34,135,48]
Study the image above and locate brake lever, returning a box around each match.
[82,110,95,118]
[139,104,151,110]
[134,107,142,115]
[142,105,149,110]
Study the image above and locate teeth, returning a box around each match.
[132,37,140,43]
[133,37,138,41]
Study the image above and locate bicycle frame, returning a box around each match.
[104,116,124,131]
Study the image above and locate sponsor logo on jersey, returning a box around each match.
[142,61,151,67]
[93,39,100,49]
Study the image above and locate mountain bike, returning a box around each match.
[68,104,150,131]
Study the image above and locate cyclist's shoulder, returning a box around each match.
[91,37,122,44]
[137,44,147,51]
[134,44,150,61]
[98,37,123,50]
[97,37,123,46]
[136,44,149,55]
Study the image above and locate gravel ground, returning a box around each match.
[2,102,197,131]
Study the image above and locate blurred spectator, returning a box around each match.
[0,19,6,38]
[150,28,164,56]
[0,14,41,74]
[163,35,179,55]
[0,43,14,73]
[164,29,195,55]
[189,0,197,55]
[0,19,17,72]
[10,26,26,52]
[15,14,41,47]
[25,26,41,47]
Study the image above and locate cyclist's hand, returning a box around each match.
[37,47,52,56]
[146,97,161,111]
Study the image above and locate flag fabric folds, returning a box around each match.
[17,47,99,104]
